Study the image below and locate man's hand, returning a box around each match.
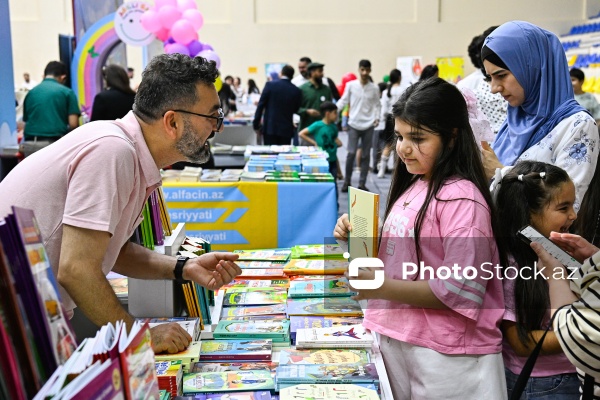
[150,323,192,354]
[183,252,242,290]
[481,141,504,180]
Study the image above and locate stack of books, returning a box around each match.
[155,360,183,398]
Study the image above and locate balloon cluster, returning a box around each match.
[337,72,357,97]
[140,0,220,68]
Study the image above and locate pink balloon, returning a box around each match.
[177,0,197,12]
[170,19,197,45]
[140,10,162,33]
[197,49,220,69]
[155,0,177,11]
[165,43,190,56]
[182,9,204,30]
[155,27,170,42]
[158,5,181,30]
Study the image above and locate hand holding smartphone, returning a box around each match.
[517,225,582,271]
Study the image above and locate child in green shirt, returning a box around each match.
[299,101,342,178]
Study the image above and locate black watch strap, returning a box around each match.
[174,256,190,284]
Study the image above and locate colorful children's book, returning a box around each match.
[295,325,374,349]
[290,244,345,259]
[279,383,380,400]
[289,316,365,342]
[222,279,290,289]
[155,341,203,372]
[219,316,288,322]
[236,261,285,269]
[233,249,291,262]
[275,363,379,390]
[190,362,277,374]
[225,287,288,294]
[286,297,363,317]
[187,391,273,399]
[213,320,290,341]
[283,259,348,275]
[182,370,275,393]
[278,348,370,365]
[220,304,287,318]
[288,276,356,298]
[156,360,184,398]
[239,269,287,278]
[199,339,272,362]
[348,187,379,259]
[118,321,161,399]
[223,291,288,306]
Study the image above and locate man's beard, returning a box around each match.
[301,70,309,79]
[175,118,211,164]
[313,76,323,85]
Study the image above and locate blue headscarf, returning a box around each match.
[484,21,588,165]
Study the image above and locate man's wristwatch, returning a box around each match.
[174,256,190,284]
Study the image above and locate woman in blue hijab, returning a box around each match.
[481,21,598,212]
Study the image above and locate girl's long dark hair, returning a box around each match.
[386,77,508,270]
[103,64,135,96]
[495,161,571,346]
[386,69,401,99]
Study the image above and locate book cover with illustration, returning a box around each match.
[274,363,379,390]
[191,362,277,375]
[288,276,356,298]
[295,325,374,349]
[222,279,290,289]
[290,244,345,259]
[214,320,290,341]
[278,349,370,365]
[286,297,363,317]
[283,259,348,275]
[182,370,274,393]
[289,316,365,342]
[233,248,291,262]
[236,261,285,269]
[223,291,288,306]
[199,339,272,362]
[191,391,273,399]
[225,287,288,295]
[220,304,287,318]
[279,383,380,400]
[347,186,379,259]
[238,269,288,278]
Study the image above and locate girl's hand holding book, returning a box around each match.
[333,213,352,241]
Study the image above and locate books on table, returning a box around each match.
[233,248,291,262]
[290,244,345,259]
[278,348,370,365]
[279,383,380,400]
[191,362,277,374]
[154,341,202,372]
[214,320,290,342]
[347,186,379,259]
[185,390,274,399]
[143,316,201,341]
[221,304,287,318]
[286,297,363,317]
[182,370,274,394]
[274,363,379,390]
[289,316,364,343]
[295,324,374,349]
[199,339,273,362]
[288,276,357,298]
[222,291,288,306]
[222,279,290,290]
[283,259,348,275]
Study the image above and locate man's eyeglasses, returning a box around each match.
[172,108,224,132]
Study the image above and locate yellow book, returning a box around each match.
[347,187,379,259]
[283,259,348,275]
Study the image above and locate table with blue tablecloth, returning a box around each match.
[162,181,337,251]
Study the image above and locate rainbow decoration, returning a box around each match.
[71,13,121,117]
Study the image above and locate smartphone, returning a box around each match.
[517,225,582,271]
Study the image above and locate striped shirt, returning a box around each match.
[554,251,600,397]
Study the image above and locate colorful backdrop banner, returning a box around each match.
[163,181,338,250]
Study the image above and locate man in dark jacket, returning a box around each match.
[252,65,302,145]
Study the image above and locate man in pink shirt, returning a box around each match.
[0,54,240,353]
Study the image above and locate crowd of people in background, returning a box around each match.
[9,19,600,399]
